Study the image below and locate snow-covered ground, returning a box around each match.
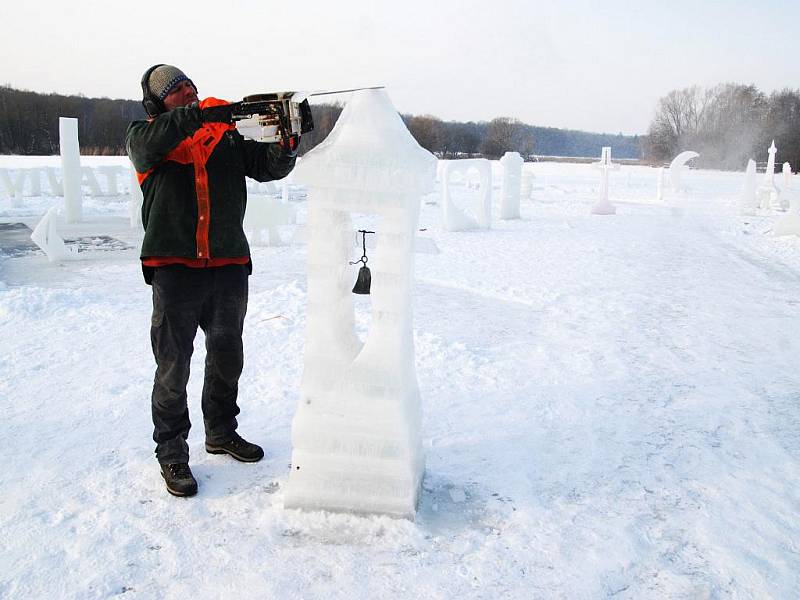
[1,157,799,599]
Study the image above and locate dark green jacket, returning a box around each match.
[126,98,295,265]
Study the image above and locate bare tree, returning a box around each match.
[404,114,445,155]
[480,117,532,159]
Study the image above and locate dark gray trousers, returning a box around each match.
[150,264,248,464]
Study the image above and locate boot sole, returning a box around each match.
[161,472,198,497]
[205,444,264,463]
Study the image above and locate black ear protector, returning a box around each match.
[140,64,199,117]
[141,64,165,117]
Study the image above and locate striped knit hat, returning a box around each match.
[147,65,195,100]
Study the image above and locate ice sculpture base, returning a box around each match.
[284,452,423,519]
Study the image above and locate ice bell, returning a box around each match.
[350,229,374,294]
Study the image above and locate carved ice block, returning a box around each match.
[285,89,435,518]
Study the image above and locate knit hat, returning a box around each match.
[147,65,195,100]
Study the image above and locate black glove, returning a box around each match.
[279,133,300,157]
[199,103,240,124]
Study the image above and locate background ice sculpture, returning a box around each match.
[757,140,780,210]
[0,169,26,204]
[520,168,535,201]
[773,190,800,236]
[499,151,523,219]
[284,89,436,518]
[30,207,77,262]
[654,167,664,202]
[80,167,102,196]
[669,151,699,192]
[441,159,492,231]
[45,167,63,196]
[591,147,618,215]
[97,166,121,196]
[129,163,143,228]
[59,117,83,223]
[243,197,296,246]
[738,159,758,216]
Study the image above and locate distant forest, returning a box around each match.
[646,83,800,171]
[0,85,643,159]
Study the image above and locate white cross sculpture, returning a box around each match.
[283,89,436,518]
[591,147,619,215]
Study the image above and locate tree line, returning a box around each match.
[0,86,144,155]
[646,83,800,170]
[0,85,643,160]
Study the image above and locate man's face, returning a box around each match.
[163,80,198,111]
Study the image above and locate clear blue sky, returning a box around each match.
[3,0,797,134]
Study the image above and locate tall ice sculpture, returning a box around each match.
[284,89,437,518]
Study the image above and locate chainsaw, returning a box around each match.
[231,87,385,145]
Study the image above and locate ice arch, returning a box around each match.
[669,151,699,191]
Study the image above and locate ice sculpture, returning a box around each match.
[757,141,780,210]
[591,147,619,215]
[29,168,42,196]
[441,159,492,231]
[499,152,523,219]
[44,167,63,196]
[59,117,83,223]
[97,166,122,196]
[779,162,793,210]
[655,167,666,202]
[520,169,534,200]
[738,159,758,216]
[669,151,699,191]
[80,167,102,196]
[280,166,295,203]
[129,163,143,228]
[0,169,26,202]
[284,89,436,518]
[783,162,793,190]
[243,198,296,246]
[30,207,77,262]
[773,190,800,236]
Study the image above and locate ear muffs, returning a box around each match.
[141,64,165,118]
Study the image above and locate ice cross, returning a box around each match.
[591,146,619,215]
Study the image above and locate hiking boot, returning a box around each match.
[160,462,198,497]
[205,433,264,463]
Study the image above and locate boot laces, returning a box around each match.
[167,463,193,479]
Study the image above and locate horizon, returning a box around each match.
[0,82,651,138]
[3,0,798,135]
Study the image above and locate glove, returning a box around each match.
[199,103,240,124]
[279,133,300,157]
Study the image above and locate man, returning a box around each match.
[126,64,297,497]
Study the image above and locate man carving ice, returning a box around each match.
[126,64,298,497]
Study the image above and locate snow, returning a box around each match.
[1,155,800,598]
